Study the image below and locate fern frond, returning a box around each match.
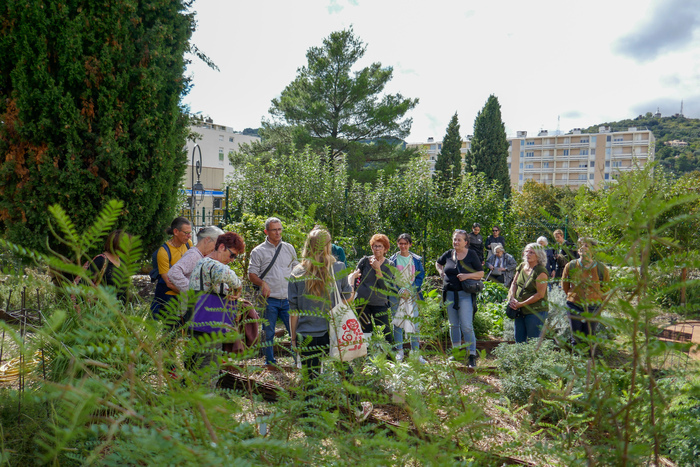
[47,204,82,258]
[79,199,124,253]
[112,233,143,291]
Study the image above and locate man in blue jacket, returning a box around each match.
[389,233,427,364]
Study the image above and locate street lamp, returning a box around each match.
[191,144,205,230]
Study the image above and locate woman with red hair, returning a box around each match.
[350,234,395,345]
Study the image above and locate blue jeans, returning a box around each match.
[263,297,291,364]
[514,311,548,343]
[446,290,476,356]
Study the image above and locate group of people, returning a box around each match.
[84,215,606,390]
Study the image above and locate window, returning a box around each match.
[563,137,570,144]
[563,149,570,156]
[605,161,610,167]
[589,173,594,180]
[562,174,568,180]
[218,148,224,162]
[213,198,223,209]
[438,144,442,150]
[219,135,224,141]
[519,162,523,169]
[229,136,234,142]
[591,136,597,144]
[521,139,525,146]
[519,174,523,181]
[526,151,534,157]
[578,174,586,180]
[612,161,622,168]
[508,163,511,169]
[525,164,534,169]
[520,151,524,158]
[605,148,611,158]
[580,149,588,155]
[579,163,587,168]
[591,149,596,155]
[606,135,611,142]
[580,138,589,144]
[590,161,595,168]
[430,144,437,150]
[562,161,569,168]
[526,140,535,146]
[543,162,550,168]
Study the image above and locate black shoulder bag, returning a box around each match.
[457,255,484,294]
[252,243,283,291]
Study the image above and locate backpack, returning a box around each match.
[149,242,190,283]
[567,259,606,283]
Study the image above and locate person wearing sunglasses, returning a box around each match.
[485,225,506,256]
[186,232,246,375]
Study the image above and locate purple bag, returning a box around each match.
[189,263,237,333]
[190,294,237,333]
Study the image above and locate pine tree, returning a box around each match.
[434,112,462,193]
[0,0,195,253]
[465,95,511,198]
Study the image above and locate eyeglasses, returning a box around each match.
[371,245,385,250]
[492,229,499,233]
[179,230,192,237]
[226,247,237,260]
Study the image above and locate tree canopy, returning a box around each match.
[0,0,195,254]
[465,95,511,198]
[434,112,462,193]
[269,27,418,164]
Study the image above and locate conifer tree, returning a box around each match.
[434,112,462,193]
[0,0,195,253]
[465,95,511,198]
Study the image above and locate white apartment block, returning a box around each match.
[509,127,655,190]
[184,120,260,210]
[405,136,472,173]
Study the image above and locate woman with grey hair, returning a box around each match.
[166,226,225,294]
[485,244,517,287]
[507,243,549,343]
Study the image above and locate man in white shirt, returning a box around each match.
[248,217,299,366]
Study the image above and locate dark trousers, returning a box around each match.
[357,304,393,344]
[297,333,358,405]
[566,301,600,345]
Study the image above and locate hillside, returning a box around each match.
[584,115,700,174]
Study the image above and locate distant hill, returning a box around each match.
[241,128,260,137]
[584,115,700,174]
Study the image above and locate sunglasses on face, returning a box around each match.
[226,247,237,260]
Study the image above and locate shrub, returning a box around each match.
[493,339,574,405]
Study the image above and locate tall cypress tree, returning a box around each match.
[465,95,511,198]
[434,112,462,193]
[0,0,194,253]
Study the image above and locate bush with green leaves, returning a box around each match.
[493,339,575,405]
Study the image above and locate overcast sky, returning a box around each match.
[184,0,700,142]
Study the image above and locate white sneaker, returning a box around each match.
[417,355,428,365]
[396,350,404,361]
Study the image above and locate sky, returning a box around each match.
[184,0,700,142]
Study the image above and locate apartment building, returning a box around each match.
[405,137,472,173]
[184,119,260,211]
[508,127,655,190]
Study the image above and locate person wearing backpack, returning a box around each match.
[150,217,193,320]
[561,237,610,351]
